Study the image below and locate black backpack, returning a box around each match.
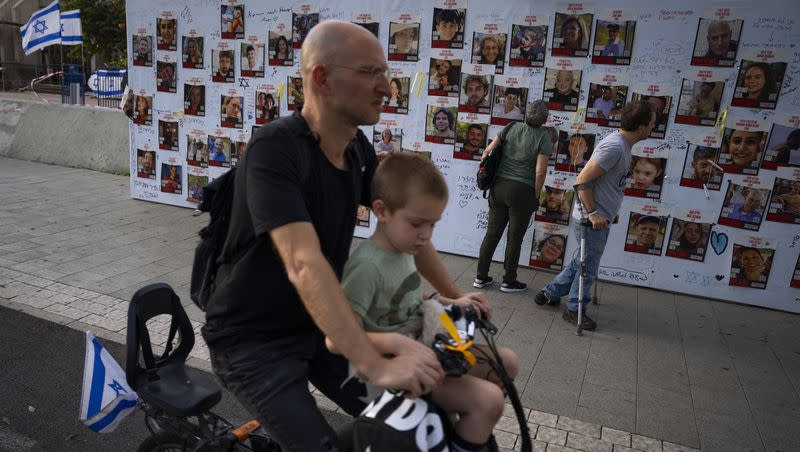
[476,122,515,197]
[189,168,237,311]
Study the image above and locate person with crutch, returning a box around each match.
[534,101,655,331]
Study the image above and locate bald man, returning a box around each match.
[201,21,469,450]
[545,70,579,106]
[704,20,738,59]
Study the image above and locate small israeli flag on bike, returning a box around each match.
[19,0,62,55]
[60,9,82,45]
[79,331,138,433]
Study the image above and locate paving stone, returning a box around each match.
[661,441,700,452]
[602,426,632,447]
[530,409,558,428]
[535,426,567,446]
[546,445,581,452]
[613,446,644,452]
[557,416,602,439]
[493,430,517,449]
[631,434,663,452]
[496,414,522,435]
[513,439,547,452]
[566,432,614,452]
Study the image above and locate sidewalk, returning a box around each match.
[1,156,798,452]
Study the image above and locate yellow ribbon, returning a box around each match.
[413,71,425,97]
[715,108,728,138]
[438,312,476,366]
[277,82,285,100]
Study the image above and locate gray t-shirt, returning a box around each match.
[581,131,631,221]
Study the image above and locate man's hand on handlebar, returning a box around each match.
[365,349,444,399]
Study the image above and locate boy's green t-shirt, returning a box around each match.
[341,239,424,333]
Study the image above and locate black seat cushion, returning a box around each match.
[135,363,222,417]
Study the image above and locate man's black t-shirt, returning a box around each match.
[203,111,378,344]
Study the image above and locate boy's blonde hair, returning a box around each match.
[372,153,448,211]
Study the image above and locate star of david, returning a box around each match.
[33,19,48,34]
[108,379,128,396]
[238,77,249,88]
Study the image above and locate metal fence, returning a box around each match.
[0,61,64,92]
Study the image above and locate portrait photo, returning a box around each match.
[551,13,593,57]
[458,72,492,114]
[136,149,156,179]
[675,80,724,126]
[292,12,319,48]
[186,135,208,167]
[372,127,403,160]
[731,60,787,110]
[288,76,304,110]
[718,127,767,175]
[586,83,627,127]
[631,93,672,139]
[181,36,204,69]
[221,4,245,39]
[268,31,293,66]
[535,185,574,226]
[132,35,152,67]
[766,176,800,224]
[388,22,420,62]
[211,49,235,83]
[762,124,800,169]
[718,182,770,231]
[491,85,528,125]
[625,156,666,200]
[184,84,205,117]
[156,17,176,51]
[542,68,581,112]
[160,163,182,194]
[356,205,370,228]
[471,33,507,74]
[554,130,596,173]
[240,43,265,77]
[425,105,458,145]
[592,20,635,65]
[187,173,208,204]
[255,90,279,124]
[680,143,722,191]
[691,19,742,67]
[156,60,177,93]
[624,212,668,256]
[665,220,711,262]
[383,76,410,114]
[454,121,488,160]
[529,223,570,271]
[431,8,465,49]
[158,120,178,151]
[133,95,152,126]
[220,95,243,129]
[792,254,800,288]
[509,24,547,67]
[428,58,462,97]
[208,135,231,167]
[729,244,774,290]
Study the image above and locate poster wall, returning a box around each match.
[126,0,800,313]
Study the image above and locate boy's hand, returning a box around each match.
[451,292,492,320]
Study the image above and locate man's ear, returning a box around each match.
[372,199,389,221]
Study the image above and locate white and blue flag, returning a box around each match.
[60,9,82,45]
[79,331,138,433]
[19,0,62,56]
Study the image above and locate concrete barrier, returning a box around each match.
[0,99,129,175]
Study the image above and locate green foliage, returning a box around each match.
[61,0,127,68]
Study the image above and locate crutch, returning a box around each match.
[573,183,592,335]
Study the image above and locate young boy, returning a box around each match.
[330,153,519,451]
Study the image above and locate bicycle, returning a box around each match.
[126,283,530,451]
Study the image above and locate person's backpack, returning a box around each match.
[189,168,237,311]
[476,122,515,198]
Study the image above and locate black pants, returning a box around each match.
[477,178,537,283]
[207,331,367,451]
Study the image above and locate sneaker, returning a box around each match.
[562,309,597,331]
[500,281,528,293]
[473,276,494,288]
[534,290,560,306]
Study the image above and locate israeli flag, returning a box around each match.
[19,0,62,56]
[79,331,138,433]
[60,9,82,45]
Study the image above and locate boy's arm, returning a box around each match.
[414,243,492,319]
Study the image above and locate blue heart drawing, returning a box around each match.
[710,231,728,255]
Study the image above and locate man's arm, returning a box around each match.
[481,133,502,160]
[575,159,608,230]
[535,154,549,195]
[270,221,443,396]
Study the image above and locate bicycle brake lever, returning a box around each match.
[477,318,498,335]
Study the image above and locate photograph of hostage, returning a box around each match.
[200,21,507,451]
